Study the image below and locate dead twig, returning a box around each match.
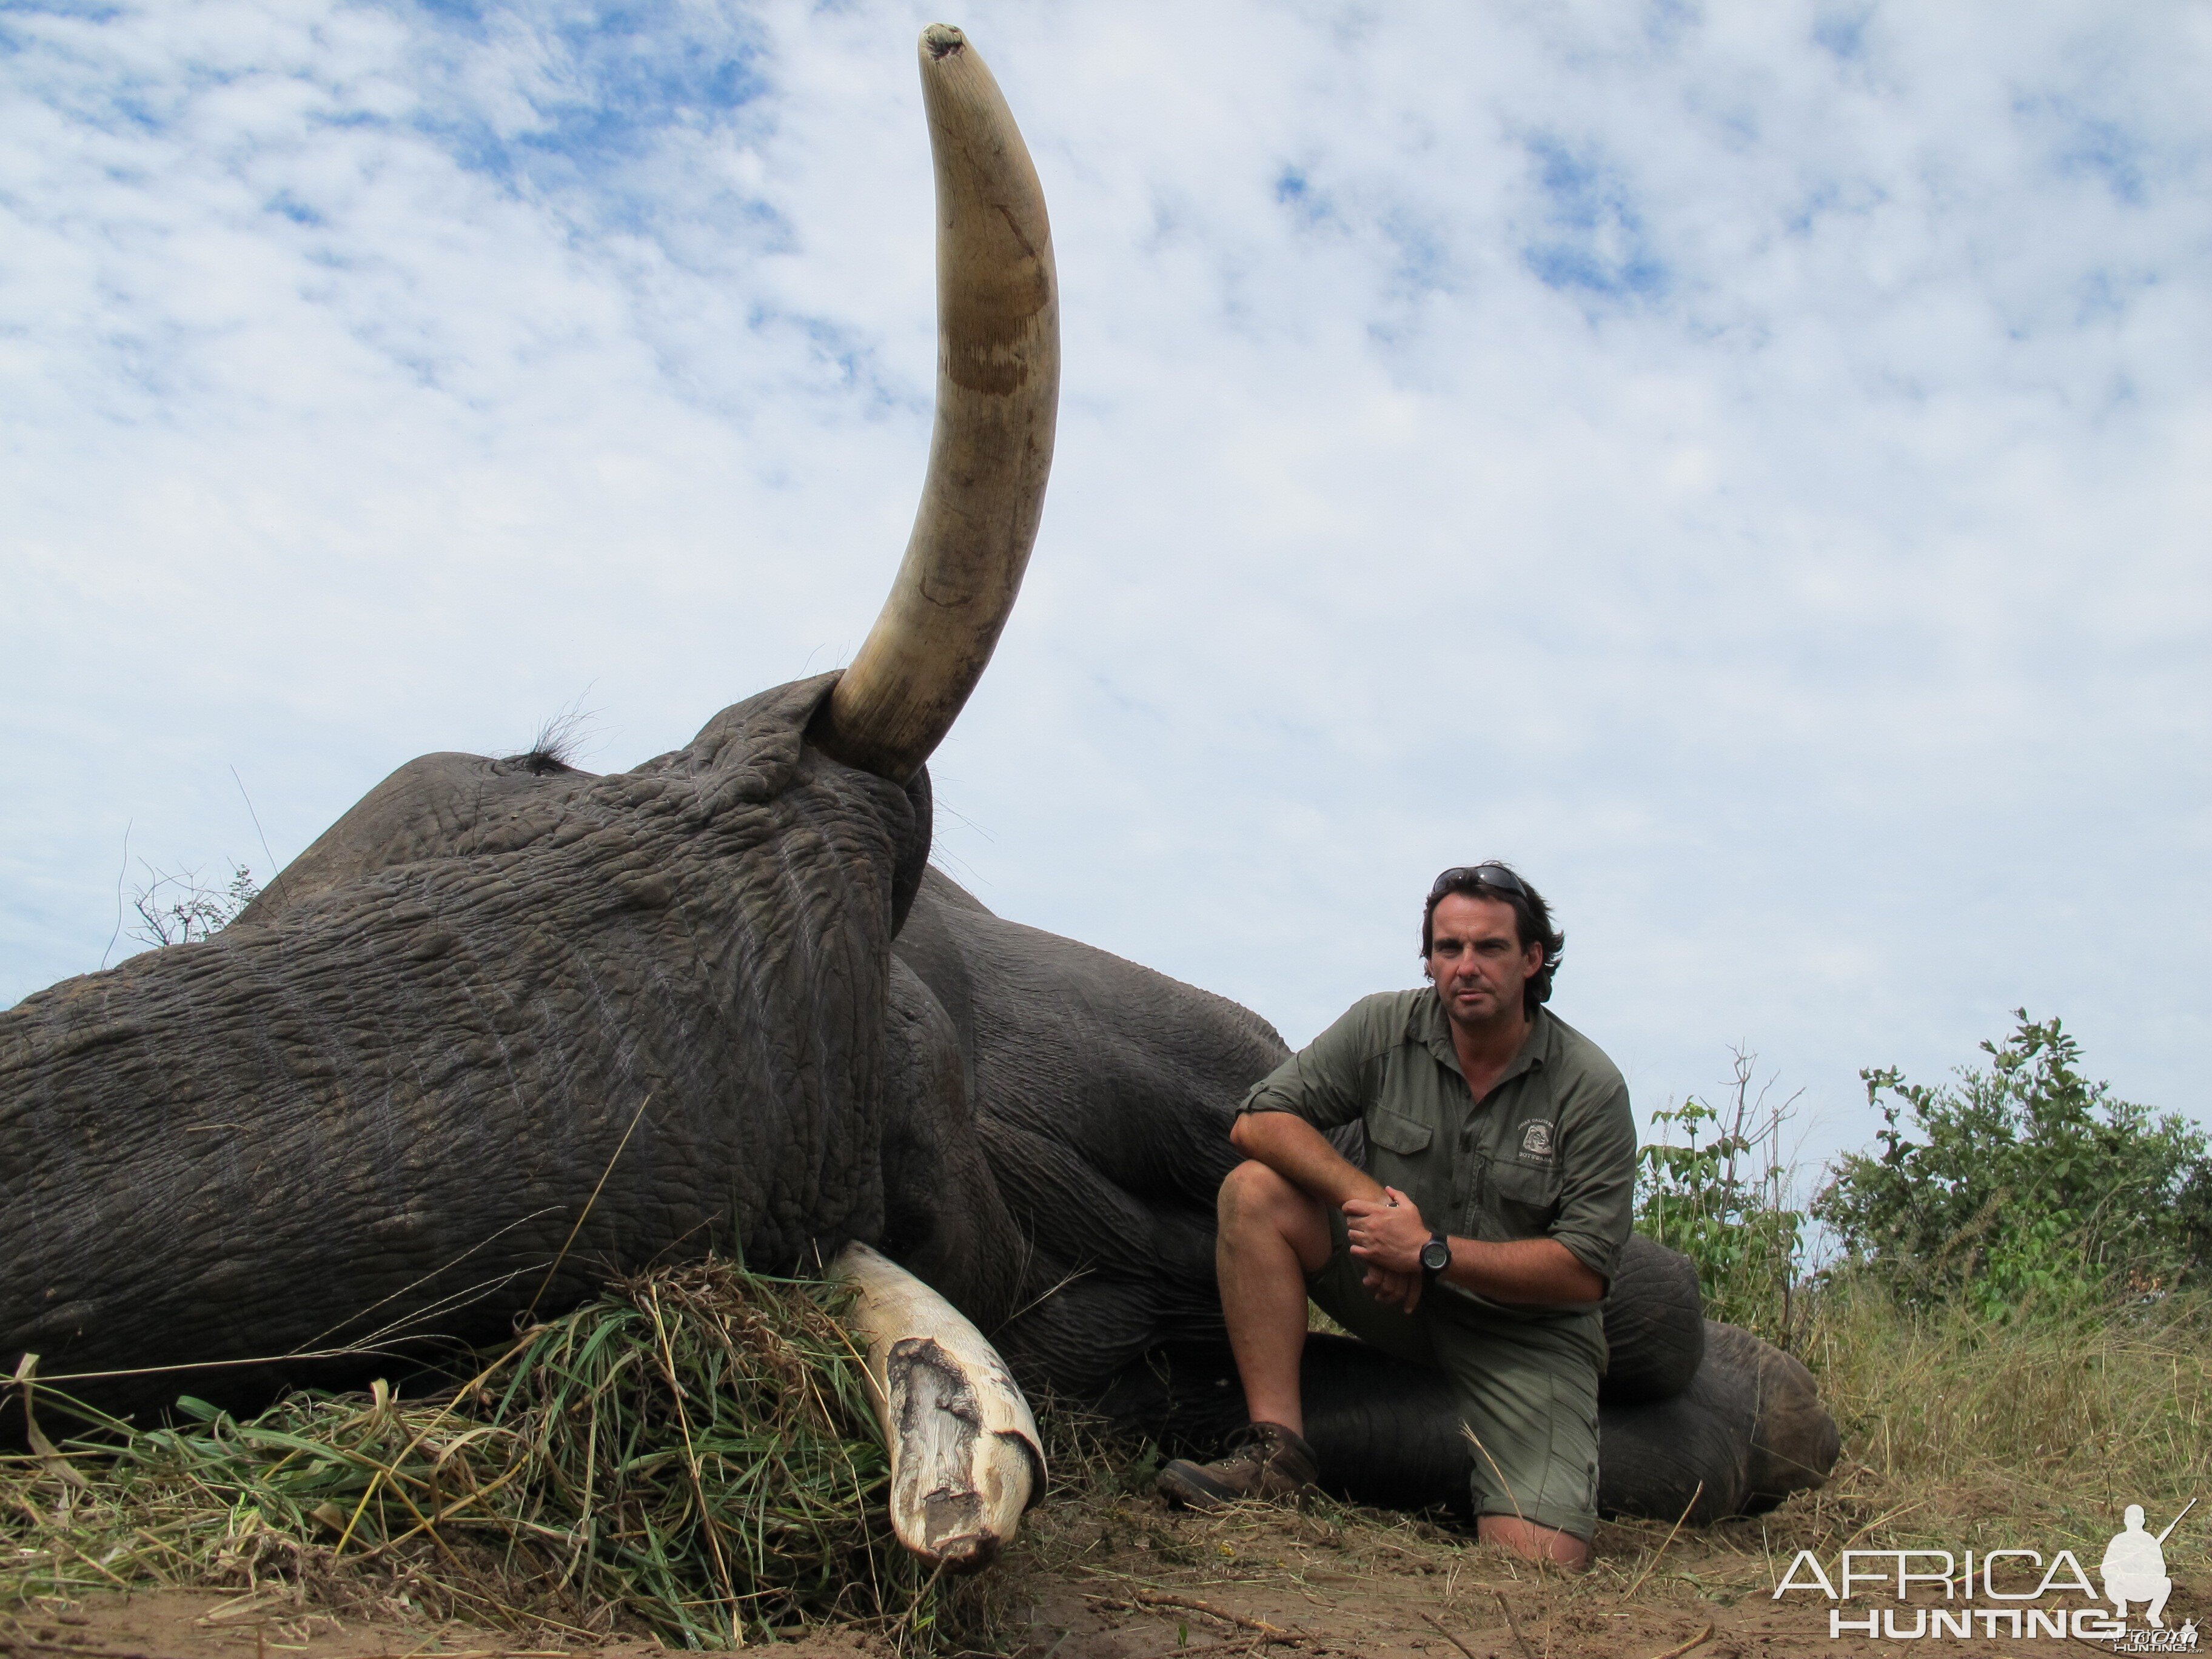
[1644,1624,1714,1659]
[1492,1588,1537,1659]
[1421,1607,1483,1659]
[1090,1589,1316,1647]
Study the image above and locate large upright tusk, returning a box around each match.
[810,24,1059,783]
[833,1241,1045,1572]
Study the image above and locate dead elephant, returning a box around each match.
[0,24,1836,1549]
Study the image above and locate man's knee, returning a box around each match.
[1477,1514,1590,1570]
[1218,1160,1331,1265]
[1218,1158,1299,1227]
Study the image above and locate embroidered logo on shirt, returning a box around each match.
[1520,1120,1555,1158]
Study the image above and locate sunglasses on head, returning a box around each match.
[1428,863,1529,903]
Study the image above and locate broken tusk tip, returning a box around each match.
[926,1532,1002,1574]
[921,24,967,60]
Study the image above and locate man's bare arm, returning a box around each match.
[1230,1113,1428,1310]
[1343,1188,1606,1306]
[1229,1110,1384,1210]
[1438,1236,1604,1304]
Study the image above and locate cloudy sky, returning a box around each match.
[5,0,2207,1178]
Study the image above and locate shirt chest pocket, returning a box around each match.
[1366,1108,1432,1157]
[1487,1153,1563,1237]
[1361,1108,1438,1208]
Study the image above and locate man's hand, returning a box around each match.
[1346,1188,1431,1312]
[1343,1186,1429,1273]
[1361,1264,1424,1311]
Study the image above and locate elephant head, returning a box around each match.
[0,24,1085,1426]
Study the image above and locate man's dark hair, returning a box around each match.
[1420,863,1566,1017]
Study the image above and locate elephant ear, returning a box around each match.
[1598,1233,1706,1403]
[240,752,600,925]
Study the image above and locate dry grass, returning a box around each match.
[1762,1280,2212,1557]
[8,1266,2209,1655]
[953,1383,1765,1652]
[2,1259,942,1650]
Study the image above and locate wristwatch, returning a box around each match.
[1419,1231,1452,1282]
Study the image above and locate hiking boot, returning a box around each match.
[1156,1422,1319,1510]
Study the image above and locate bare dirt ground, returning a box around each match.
[8,1484,2196,1659]
[976,1491,2204,1659]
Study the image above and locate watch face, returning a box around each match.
[1421,1238,1451,1273]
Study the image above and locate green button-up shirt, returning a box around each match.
[1240,990,1636,1319]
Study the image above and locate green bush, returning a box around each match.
[1635,1053,1808,1347]
[1814,1010,2212,1316]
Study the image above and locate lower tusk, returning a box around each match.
[832,1241,1045,1572]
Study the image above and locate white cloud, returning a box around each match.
[4,0,2208,1169]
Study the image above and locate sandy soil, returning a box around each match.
[6,1494,2196,1659]
[0,1591,888,1658]
[979,1494,2204,1659]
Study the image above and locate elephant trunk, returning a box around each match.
[810,24,1059,784]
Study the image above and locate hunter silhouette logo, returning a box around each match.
[1772,1498,2196,1644]
[2104,1501,2196,1651]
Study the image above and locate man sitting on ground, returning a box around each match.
[1158,863,1636,1569]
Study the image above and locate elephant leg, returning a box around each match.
[1098,1323,1838,1526]
[1600,1234,1706,1403]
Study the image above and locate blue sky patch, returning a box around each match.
[1519,134,1669,302]
[407,0,773,206]
[1811,3,1871,63]
[2051,112,2148,205]
[1273,164,1341,232]
[266,190,325,227]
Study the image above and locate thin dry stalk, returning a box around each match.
[1620,1481,1701,1600]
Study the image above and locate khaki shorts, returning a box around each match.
[1307,1208,1604,1540]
